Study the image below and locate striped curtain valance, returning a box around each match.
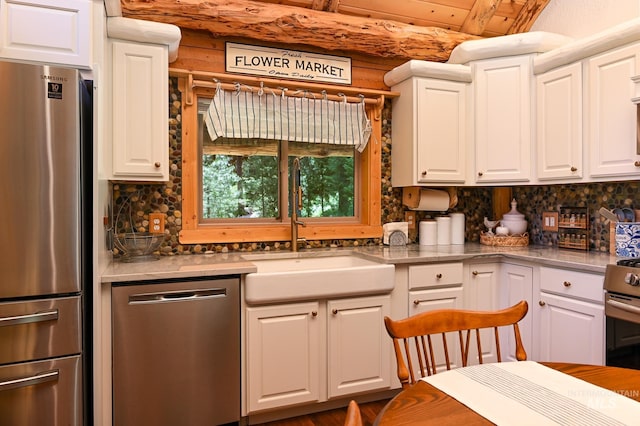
[203,83,372,152]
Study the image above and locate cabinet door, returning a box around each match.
[466,263,501,363]
[416,78,467,183]
[327,295,391,398]
[587,43,640,178]
[536,63,583,180]
[246,302,321,412]
[111,41,169,181]
[0,0,91,67]
[538,292,604,365]
[500,263,533,362]
[474,56,532,183]
[409,286,464,371]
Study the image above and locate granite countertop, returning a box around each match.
[101,243,617,283]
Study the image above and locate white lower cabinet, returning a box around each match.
[537,267,605,365]
[465,263,501,363]
[246,301,321,412]
[538,293,604,364]
[327,296,391,398]
[409,286,464,371]
[246,294,391,413]
[500,263,534,362]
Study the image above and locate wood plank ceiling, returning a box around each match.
[120,0,551,62]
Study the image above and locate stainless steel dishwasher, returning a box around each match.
[112,276,240,426]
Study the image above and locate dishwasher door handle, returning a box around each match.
[128,288,228,304]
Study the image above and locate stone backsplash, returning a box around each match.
[111,78,640,255]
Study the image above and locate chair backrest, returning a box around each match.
[344,400,363,426]
[384,300,528,388]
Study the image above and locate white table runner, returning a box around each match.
[421,361,640,425]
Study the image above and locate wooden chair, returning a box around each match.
[384,300,528,388]
[344,400,363,426]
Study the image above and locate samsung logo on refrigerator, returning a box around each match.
[41,74,67,82]
[41,74,66,99]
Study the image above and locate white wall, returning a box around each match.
[531,0,640,37]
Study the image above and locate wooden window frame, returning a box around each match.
[177,76,383,244]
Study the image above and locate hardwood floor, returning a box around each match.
[254,399,389,426]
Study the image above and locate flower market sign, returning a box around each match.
[225,42,352,85]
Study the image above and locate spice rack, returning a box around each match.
[557,207,589,250]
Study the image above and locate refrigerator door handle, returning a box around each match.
[129,288,227,304]
[0,369,59,392]
[0,309,59,327]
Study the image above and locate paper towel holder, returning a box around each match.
[402,187,458,211]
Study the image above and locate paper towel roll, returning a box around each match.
[436,216,451,245]
[412,189,450,211]
[419,220,437,246]
[450,213,465,245]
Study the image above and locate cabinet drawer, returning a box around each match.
[409,263,463,289]
[539,267,604,303]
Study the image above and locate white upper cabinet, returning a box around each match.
[536,62,583,180]
[0,0,92,67]
[473,56,533,183]
[110,40,169,181]
[105,17,181,182]
[587,43,640,179]
[385,61,471,186]
[413,78,468,184]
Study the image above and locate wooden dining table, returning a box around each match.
[374,362,640,425]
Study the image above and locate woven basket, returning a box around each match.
[480,232,529,247]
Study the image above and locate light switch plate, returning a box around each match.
[542,211,559,232]
[405,211,416,230]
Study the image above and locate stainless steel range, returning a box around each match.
[604,260,640,369]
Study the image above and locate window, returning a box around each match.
[179,80,382,244]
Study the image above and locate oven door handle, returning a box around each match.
[607,299,640,315]
[0,369,59,392]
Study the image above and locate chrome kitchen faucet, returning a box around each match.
[290,157,306,251]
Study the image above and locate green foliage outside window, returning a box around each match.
[201,147,354,220]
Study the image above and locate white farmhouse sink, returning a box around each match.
[244,254,395,303]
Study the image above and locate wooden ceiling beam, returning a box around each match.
[508,0,551,34]
[120,0,481,62]
[311,0,340,13]
[460,0,503,35]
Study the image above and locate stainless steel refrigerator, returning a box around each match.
[0,60,92,425]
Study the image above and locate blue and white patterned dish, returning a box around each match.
[615,223,640,257]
